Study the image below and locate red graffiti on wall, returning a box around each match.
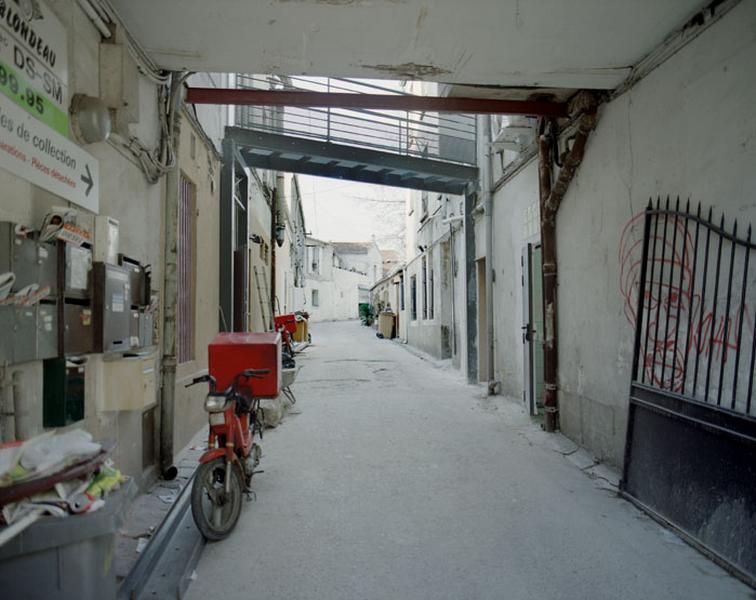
[619,211,754,393]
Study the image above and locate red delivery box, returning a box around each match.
[274,314,297,334]
[208,332,281,398]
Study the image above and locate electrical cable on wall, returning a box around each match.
[82,0,181,183]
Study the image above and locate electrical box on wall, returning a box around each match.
[94,216,119,264]
[92,262,131,354]
[99,43,140,128]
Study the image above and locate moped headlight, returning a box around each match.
[204,395,229,413]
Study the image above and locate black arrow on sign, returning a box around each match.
[81,164,93,197]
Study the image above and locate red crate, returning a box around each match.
[208,332,281,398]
[274,313,297,334]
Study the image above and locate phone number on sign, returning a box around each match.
[0,62,44,115]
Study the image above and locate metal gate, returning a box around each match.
[621,198,756,586]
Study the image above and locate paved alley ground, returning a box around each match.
[186,320,752,600]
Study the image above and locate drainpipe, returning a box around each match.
[482,115,496,391]
[159,73,184,478]
[538,94,598,432]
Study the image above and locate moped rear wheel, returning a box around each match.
[191,457,243,541]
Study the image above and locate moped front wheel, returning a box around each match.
[191,457,243,541]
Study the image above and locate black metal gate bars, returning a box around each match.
[621,197,756,586]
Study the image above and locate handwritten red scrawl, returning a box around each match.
[619,212,754,393]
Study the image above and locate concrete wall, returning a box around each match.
[247,176,273,333]
[304,267,368,322]
[172,112,221,453]
[0,2,224,485]
[275,174,306,315]
[403,240,454,359]
[0,1,163,484]
[556,1,756,466]
[402,188,464,361]
[486,2,756,467]
[490,160,540,401]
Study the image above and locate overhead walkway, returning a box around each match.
[225,75,479,195]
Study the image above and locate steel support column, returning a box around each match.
[219,139,235,332]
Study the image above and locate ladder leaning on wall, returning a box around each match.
[252,265,273,331]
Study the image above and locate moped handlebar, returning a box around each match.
[185,373,217,389]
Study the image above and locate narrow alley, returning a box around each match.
[186,321,750,600]
[1,2,755,597]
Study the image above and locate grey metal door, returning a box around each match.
[522,244,544,416]
[621,197,756,586]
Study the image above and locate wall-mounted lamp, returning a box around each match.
[274,224,285,247]
[70,94,111,144]
[249,234,263,244]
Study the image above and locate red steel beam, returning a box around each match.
[185,88,568,117]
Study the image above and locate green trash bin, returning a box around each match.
[0,479,135,600]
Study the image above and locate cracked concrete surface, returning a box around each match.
[185,320,752,600]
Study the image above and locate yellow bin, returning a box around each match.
[293,318,308,342]
[378,312,395,339]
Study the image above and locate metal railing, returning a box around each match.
[627,197,756,416]
[234,75,477,166]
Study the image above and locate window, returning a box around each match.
[410,276,417,320]
[420,191,429,221]
[421,255,428,320]
[400,273,405,310]
[309,246,320,274]
[312,289,320,306]
[177,174,196,363]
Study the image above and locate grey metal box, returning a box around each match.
[37,303,58,360]
[63,302,95,355]
[129,309,140,348]
[118,254,150,307]
[64,244,92,298]
[0,305,13,363]
[0,480,135,600]
[0,222,58,294]
[0,305,41,364]
[139,310,154,347]
[13,305,38,363]
[92,262,131,354]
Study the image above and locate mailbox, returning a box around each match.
[208,332,281,398]
[0,222,58,295]
[92,262,131,353]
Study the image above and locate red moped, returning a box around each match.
[185,368,268,540]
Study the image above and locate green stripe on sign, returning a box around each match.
[0,60,69,138]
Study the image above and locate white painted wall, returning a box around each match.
[487,1,756,467]
[490,160,540,401]
[304,267,369,322]
[0,1,224,484]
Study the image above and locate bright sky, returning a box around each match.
[298,175,407,254]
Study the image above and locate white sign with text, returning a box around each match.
[0,95,99,212]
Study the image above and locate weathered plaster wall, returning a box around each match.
[490,160,540,401]
[556,1,756,466]
[483,2,756,468]
[0,2,225,484]
[173,112,221,453]
[0,1,164,484]
[304,266,368,322]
